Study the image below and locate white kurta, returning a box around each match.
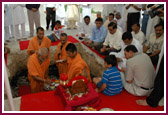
[82,4,91,18]
[103,29,122,50]
[78,22,94,39]
[110,38,142,69]
[103,4,116,17]
[11,4,26,25]
[4,4,13,26]
[56,4,66,19]
[67,5,79,21]
[117,18,125,32]
[131,30,145,44]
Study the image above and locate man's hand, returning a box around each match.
[95,88,99,93]
[117,57,121,62]
[44,79,52,85]
[100,48,106,53]
[53,8,56,11]
[157,9,164,17]
[86,40,92,45]
[120,68,126,72]
[32,8,37,12]
[30,50,35,54]
[81,33,85,37]
[44,11,47,13]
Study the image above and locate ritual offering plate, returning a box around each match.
[44,80,60,90]
[76,106,97,111]
[100,108,114,111]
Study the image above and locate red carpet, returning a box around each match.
[18,85,31,97]
[81,41,105,59]
[19,36,79,50]
[20,88,164,111]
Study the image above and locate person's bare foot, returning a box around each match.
[136,99,148,106]
[73,27,77,29]
[67,27,71,30]
[6,40,10,42]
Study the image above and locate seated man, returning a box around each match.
[86,17,107,50]
[121,45,155,96]
[131,23,145,45]
[100,22,122,55]
[55,33,71,74]
[27,27,51,56]
[27,47,51,93]
[110,32,142,69]
[78,15,94,41]
[143,23,164,65]
[103,13,114,29]
[66,43,91,82]
[47,20,64,42]
[115,12,125,32]
[93,55,123,96]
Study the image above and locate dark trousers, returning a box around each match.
[98,46,120,56]
[146,56,164,107]
[127,12,140,32]
[147,53,159,66]
[46,8,55,30]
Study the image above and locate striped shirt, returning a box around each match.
[101,66,123,96]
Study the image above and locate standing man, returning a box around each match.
[102,4,116,20]
[121,45,155,96]
[11,4,26,41]
[67,4,79,29]
[126,4,142,32]
[44,4,57,31]
[26,4,41,38]
[27,47,51,93]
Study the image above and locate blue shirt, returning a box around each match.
[91,25,107,42]
[101,66,123,96]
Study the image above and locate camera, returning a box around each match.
[148,4,164,18]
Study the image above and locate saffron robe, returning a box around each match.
[27,53,50,93]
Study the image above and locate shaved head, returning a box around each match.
[38,47,49,56]
[37,47,49,63]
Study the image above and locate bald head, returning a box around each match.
[38,47,49,56]
[37,47,49,63]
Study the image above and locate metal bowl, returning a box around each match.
[100,108,114,111]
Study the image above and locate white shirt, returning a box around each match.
[117,18,125,32]
[103,20,110,30]
[78,22,94,39]
[127,4,142,13]
[131,30,145,44]
[110,38,143,69]
[103,29,122,50]
[44,4,56,11]
[11,4,26,25]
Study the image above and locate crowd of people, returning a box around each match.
[4,4,164,108]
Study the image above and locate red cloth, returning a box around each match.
[81,41,106,59]
[55,83,101,111]
[18,85,31,96]
[20,91,64,111]
[19,36,79,50]
[20,88,164,111]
